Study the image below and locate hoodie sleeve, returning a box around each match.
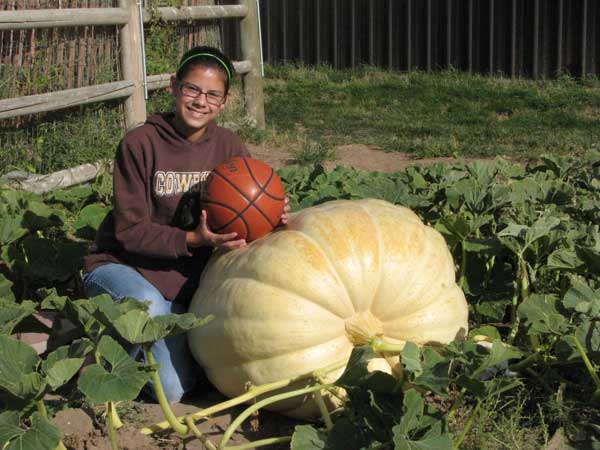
[112,140,191,259]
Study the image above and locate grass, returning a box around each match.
[2,65,599,175]
[263,65,600,159]
[452,389,551,450]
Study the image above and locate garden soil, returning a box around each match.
[52,389,301,450]
[249,143,462,172]
[48,145,513,450]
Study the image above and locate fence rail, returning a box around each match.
[0,61,252,120]
[0,1,265,128]
[219,0,600,79]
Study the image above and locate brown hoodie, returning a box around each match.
[84,113,250,303]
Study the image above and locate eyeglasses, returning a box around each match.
[178,81,225,106]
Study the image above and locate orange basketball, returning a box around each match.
[202,157,286,242]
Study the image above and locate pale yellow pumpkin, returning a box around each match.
[188,199,468,418]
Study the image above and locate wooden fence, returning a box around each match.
[0,0,265,129]
[219,0,600,79]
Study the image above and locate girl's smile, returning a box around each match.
[170,66,228,143]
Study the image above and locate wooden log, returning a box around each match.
[0,8,130,30]
[239,0,265,128]
[7,161,112,194]
[0,4,246,31]
[0,80,134,119]
[141,4,247,23]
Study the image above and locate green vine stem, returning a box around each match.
[219,383,335,449]
[109,403,123,429]
[224,437,293,450]
[185,416,217,450]
[572,335,600,391]
[508,351,541,372]
[141,359,346,435]
[144,344,189,436]
[36,400,68,450]
[508,257,528,344]
[106,401,119,450]
[483,254,496,291]
[459,240,467,290]
[314,390,333,430]
[453,398,481,448]
[36,399,49,419]
[92,348,123,429]
[370,336,404,353]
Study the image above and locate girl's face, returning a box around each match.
[170,65,228,142]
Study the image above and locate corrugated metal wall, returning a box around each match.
[219,0,599,78]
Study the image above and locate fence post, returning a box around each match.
[239,0,265,129]
[119,0,146,129]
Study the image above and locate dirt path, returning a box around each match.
[249,143,461,172]
[52,390,302,450]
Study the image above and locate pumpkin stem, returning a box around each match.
[345,310,383,346]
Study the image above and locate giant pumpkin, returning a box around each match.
[188,199,468,418]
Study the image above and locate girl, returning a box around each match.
[83,46,289,403]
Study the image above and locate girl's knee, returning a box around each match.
[141,291,172,317]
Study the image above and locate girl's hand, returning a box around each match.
[278,197,292,226]
[186,210,246,250]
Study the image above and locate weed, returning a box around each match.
[454,389,550,450]
[291,134,335,166]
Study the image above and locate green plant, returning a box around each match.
[2,152,600,449]
[292,137,336,165]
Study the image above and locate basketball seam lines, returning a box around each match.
[210,169,276,232]
[202,198,251,237]
[240,159,280,227]
[242,158,286,202]
[213,164,279,229]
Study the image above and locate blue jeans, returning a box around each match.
[82,263,198,403]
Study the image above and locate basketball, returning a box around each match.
[202,157,286,242]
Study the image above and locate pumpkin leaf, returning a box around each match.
[73,203,109,240]
[43,296,104,341]
[22,200,65,231]
[518,294,570,335]
[394,389,423,436]
[0,215,28,246]
[42,338,94,390]
[77,335,152,403]
[411,348,450,395]
[91,295,213,344]
[469,326,502,341]
[392,390,453,450]
[401,342,422,376]
[336,346,397,393]
[473,340,522,378]
[0,298,37,335]
[0,411,63,450]
[0,273,16,302]
[575,320,600,356]
[547,248,584,271]
[392,433,454,450]
[0,335,45,401]
[563,281,600,318]
[290,425,327,450]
